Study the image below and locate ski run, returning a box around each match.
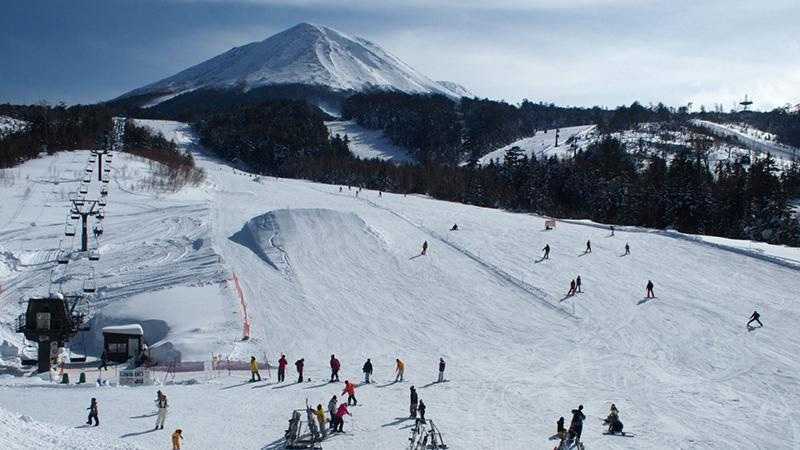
[1,119,799,449]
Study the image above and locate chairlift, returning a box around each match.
[83,269,97,293]
[79,184,88,194]
[85,166,93,173]
[89,157,96,163]
[70,209,80,220]
[88,246,100,262]
[93,223,104,236]
[98,198,107,207]
[56,240,70,265]
[102,178,109,184]
[96,208,105,220]
[65,223,76,237]
[83,175,91,183]
[100,187,108,197]
[103,166,111,173]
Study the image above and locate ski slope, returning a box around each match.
[477,125,596,164]
[693,119,799,161]
[1,119,800,449]
[326,120,414,164]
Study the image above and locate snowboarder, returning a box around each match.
[567,279,576,296]
[542,244,551,260]
[747,310,763,328]
[342,380,357,405]
[98,351,108,371]
[278,354,287,383]
[569,405,585,443]
[646,280,655,298]
[585,240,592,253]
[295,358,304,383]
[624,242,630,255]
[335,403,351,433]
[417,400,427,423]
[155,391,168,430]
[556,416,566,440]
[330,354,341,382]
[171,429,183,450]
[314,404,328,438]
[421,241,428,256]
[395,358,405,382]
[576,275,582,293]
[450,224,458,231]
[328,395,338,431]
[86,397,99,426]
[437,358,446,383]
[410,386,418,418]
[249,356,261,382]
[362,358,373,384]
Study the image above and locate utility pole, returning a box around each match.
[71,199,98,252]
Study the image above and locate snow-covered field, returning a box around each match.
[1,119,800,449]
[325,120,414,163]
[693,119,799,162]
[477,125,596,164]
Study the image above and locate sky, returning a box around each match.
[1,0,798,110]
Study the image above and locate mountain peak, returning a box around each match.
[117,23,467,104]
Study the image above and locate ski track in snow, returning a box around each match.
[0,119,799,449]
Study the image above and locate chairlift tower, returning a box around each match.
[70,199,99,252]
[17,293,90,373]
[740,95,753,112]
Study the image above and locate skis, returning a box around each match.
[603,431,635,437]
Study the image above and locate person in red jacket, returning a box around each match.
[335,403,351,433]
[277,354,288,383]
[342,380,357,406]
[330,354,341,382]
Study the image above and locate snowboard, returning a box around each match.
[603,431,634,437]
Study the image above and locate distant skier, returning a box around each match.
[295,358,305,383]
[421,241,428,256]
[576,275,582,293]
[362,358,373,384]
[585,240,592,253]
[567,279,576,296]
[610,225,615,236]
[556,416,566,440]
[394,358,405,382]
[379,191,382,197]
[154,391,168,430]
[624,242,630,255]
[335,403,351,433]
[437,357,446,383]
[645,280,655,298]
[330,354,341,382]
[450,224,458,231]
[569,405,585,443]
[327,395,338,431]
[86,397,99,426]
[342,380,357,406]
[542,244,551,260]
[410,386,419,418]
[314,404,328,438]
[171,429,183,450]
[603,403,623,434]
[98,351,109,371]
[747,310,763,328]
[249,356,261,382]
[417,399,427,423]
[278,354,287,383]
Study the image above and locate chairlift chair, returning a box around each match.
[98,198,107,207]
[83,176,91,183]
[96,208,105,220]
[100,187,108,196]
[93,223,104,236]
[70,209,80,220]
[56,240,70,265]
[65,223,76,237]
[83,269,97,293]
[85,166,93,173]
[79,184,88,194]
[102,178,109,184]
[103,166,111,173]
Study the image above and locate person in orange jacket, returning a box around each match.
[171,429,183,450]
[395,358,405,382]
[342,380,357,406]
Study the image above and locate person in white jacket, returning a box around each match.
[155,391,168,430]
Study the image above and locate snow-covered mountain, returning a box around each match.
[116,23,467,106]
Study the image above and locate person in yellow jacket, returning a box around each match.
[249,356,261,382]
[313,404,327,438]
[394,358,405,382]
[171,429,183,450]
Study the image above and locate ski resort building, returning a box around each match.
[102,324,145,363]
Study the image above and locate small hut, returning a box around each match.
[102,324,144,363]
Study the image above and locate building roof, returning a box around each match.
[102,324,144,336]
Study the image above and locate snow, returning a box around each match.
[0,116,28,138]
[102,325,144,336]
[118,23,465,101]
[693,119,799,162]
[325,120,414,164]
[1,119,800,449]
[477,125,596,164]
[435,80,474,98]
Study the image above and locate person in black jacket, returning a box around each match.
[542,244,551,260]
[747,311,763,328]
[437,358,446,383]
[569,405,585,443]
[295,358,304,383]
[86,398,99,426]
[417,399,426,423]
[409,386,418,418]
[362,358,373,384]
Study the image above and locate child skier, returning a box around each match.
[417,400,427,423]
[249,356,261,382]
[395,358,405,382]
[342,380,357,406]
[171,429,183,450]
[314,404,327,438]
[86,397,99,426]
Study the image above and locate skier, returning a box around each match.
[747,310,763,328]
[342,380,357,406]
[646,280,655,298]
[624,242,630,255]
[98,351,108,371]
[339,186,342,193]
[542,244,551,260]
[421,241,428,256]
[327,395,338,431]
[155,391,168,430]
[362,358,373,384]
[278,354,287,383]
[585,240,592,253]
[556,416,566,440]
[306,405,320,442]
[410,386,418,418]
[395,358,405,382]
[437,357,446,383]
[86,397,99,426]
[567,279,576,296]
[379,191,383,198]
[335,403,351,433]
[450,224,458,231]
[603,403,623,434]
[610,225,615,236]
[314,404,327,438]
[576,275,582,293]
[295,358,305,383]
[330,354,341,382]
[249,356,261,382]
[171,429,183,450]
[569,405,585,444]
[417,400,427,423]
